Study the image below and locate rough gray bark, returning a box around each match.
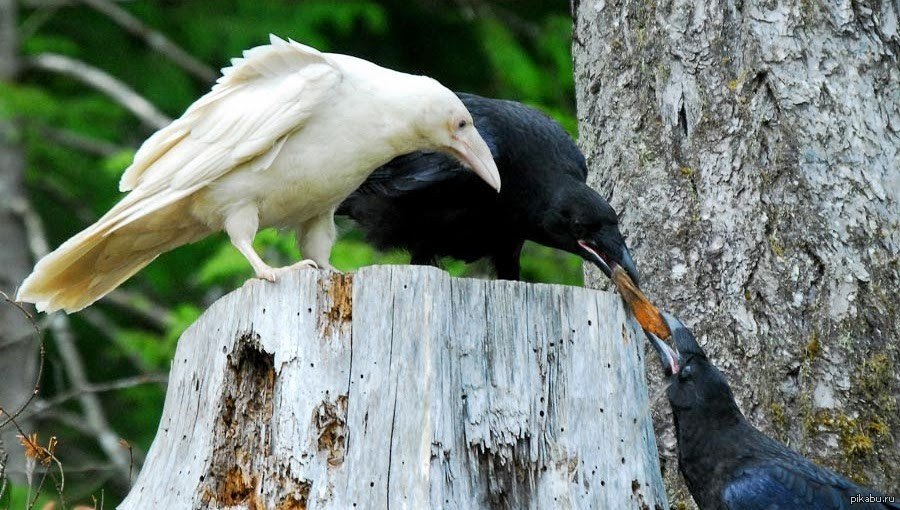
[0,0,39,479]
[573,0,900,506]
[122,266,668,509]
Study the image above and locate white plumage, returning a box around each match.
[18,35,500,313]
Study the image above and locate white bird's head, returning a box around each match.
[407,80,501,191]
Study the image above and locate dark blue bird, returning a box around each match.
[646,313,898,510]
[337,92,639,284]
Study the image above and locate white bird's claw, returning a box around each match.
[255,267,278,282]
[255,260,320,282]
[316,262,340,272]
[291,259,319,270]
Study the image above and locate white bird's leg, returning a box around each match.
[298,209,338,271]
[224,203,282,282]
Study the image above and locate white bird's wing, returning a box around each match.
[16,35,346,313]
[111,35,341,230]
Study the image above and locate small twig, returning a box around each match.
[0,292,45,432]
[27,53,171,129]
[27,459,49,510]
[10,197,49,260]
[23,373,168,418]
[1,313,53,352]
[18,433,64,510]
[12,198,133,482]
[49,304,134,482]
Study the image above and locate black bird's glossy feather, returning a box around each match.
[339,92,634,281]
[646,316,899,510]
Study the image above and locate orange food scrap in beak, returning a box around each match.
[611,266,671,340]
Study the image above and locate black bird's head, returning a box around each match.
[541,185,640,285]
[646,313,741,417]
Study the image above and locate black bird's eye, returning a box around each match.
[458,120,468,129]
[680,364,694,380]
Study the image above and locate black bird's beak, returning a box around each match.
[661,311,705,358]
[577,240,640,286]
[646,329,680,377]
[644,312,702,377]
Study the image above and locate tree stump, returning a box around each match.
[121,266,668,509]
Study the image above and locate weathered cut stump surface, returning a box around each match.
[121,265,667,509]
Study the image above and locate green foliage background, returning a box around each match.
[2,0,580,505]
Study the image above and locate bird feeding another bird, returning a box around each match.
[17,35,501,314]
[611,265,680,374]
[611,266,671,339]
[643,314,899,510]
[339,93,640,284]
[612,262,899,509]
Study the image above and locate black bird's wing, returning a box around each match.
[336,108,503,261]
[337,91,597,277]
[723,461,899,509]
[348,151,482,198]
[343,120,501,200]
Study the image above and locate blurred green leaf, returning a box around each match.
[22,34,81,56]
[102,149,136,179]
[479,18,544,101]
[0,82,61,119]
[2,483,56,509]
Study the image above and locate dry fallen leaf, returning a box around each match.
[18,432,43,461]
[18,433,57,466]
[612,266,671,340]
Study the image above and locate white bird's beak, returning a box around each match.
[445,128,501,192]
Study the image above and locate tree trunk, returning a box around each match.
[573,0,900,506]
[121,266,668,509]
[0,0,39,477]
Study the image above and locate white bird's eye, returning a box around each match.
[458,120,468,129]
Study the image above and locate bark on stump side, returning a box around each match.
[120,265,668,509]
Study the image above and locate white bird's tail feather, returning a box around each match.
[16,35,341,314]
[17,196,209,313]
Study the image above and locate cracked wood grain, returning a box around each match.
[120,266,668,509]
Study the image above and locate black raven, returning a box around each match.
[337,92,638,283]
[645,314,899,510]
